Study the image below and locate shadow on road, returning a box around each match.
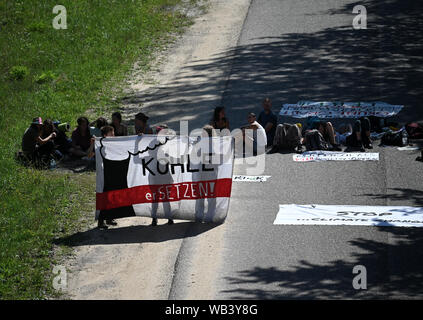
[120,0,423,131]
[54,221,219,247]
[222,226,423,299]
[362,188,423,206]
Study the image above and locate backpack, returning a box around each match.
[381,128,409,147]
[305,129,329,151]
[405,122,423,139]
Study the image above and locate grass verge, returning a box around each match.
[0,0,198,299]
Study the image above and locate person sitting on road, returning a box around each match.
[111,112,128,137]
[135,112,153,135]
[345,117,373,152]
[210,106,230,132]
[21,117,57,164]
[268,122,304,154]
[335,123,353,146]
[257,97,277,147]
[305,117,342,151]
[69,116,93,158]
[241,112,267,156]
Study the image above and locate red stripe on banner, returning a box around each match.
[96,178,233,211]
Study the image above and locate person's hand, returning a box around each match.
[91,137,95,143]
[51,132,57,139]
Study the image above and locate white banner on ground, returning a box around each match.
[274,204,423,227]
[95,135,234,223]
[280,101,403,118]
[293,151,379,162]
[397,146,420,151]
[233,175,271,182]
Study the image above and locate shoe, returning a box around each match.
[106,219,117,226]
[331,144,342,151]
[98,219,108,229]
[295,145,304,154]
[266,146,279,154]
[364,142,373,149]
[151,218,157,226]
[168,219,174,225]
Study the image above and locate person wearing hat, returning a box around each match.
[134,112,153,135]
[22,117,57,161]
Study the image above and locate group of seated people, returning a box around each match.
[20,111,156,166]
[208,98,374,155]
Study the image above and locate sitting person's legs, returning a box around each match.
[360,117,372,149]
[285,123,302,150]
[319,121,341,151]
[346,120,365,151]
[271,123,302,152]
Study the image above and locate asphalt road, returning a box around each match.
[176,0,423,299]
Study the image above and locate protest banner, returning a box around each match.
[233,175,271,182]
[274,204,423,227]
[280,101,403,118]
[95,135,234,223]
[293,151,379,162]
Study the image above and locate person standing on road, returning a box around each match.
[257,98,277,147]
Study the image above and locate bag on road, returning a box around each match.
[381,128,409,147]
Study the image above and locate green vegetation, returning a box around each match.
[0,0,196,299]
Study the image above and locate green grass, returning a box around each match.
[0,0,196,299]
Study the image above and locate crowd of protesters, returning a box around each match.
[19,98,423,228]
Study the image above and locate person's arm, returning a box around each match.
[36,132,56,145]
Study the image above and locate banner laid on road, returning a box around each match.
[280,101,403,118]
[95,135,234,223]
[274,204,423,227]
[293,151,379,162]
[233,175,271,182]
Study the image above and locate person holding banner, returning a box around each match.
[111,112,128,137]
[135,112,154,135]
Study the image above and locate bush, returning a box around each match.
[9,66,29,81]
[35,71,57,84]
